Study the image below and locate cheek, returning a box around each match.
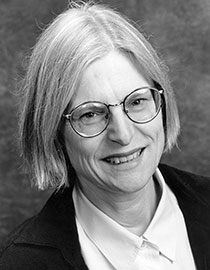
[144,113,165,153]
[64,126,82,167]
[154,116,165,154]
[64,125,100,172]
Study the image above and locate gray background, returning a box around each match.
[0,0,210,242]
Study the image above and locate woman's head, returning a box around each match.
[19,1,180,189]
[64,50,166,198]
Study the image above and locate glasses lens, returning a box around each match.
[70,102,109,137]
[124,88,162,123]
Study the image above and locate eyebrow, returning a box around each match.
[69,85,154,111]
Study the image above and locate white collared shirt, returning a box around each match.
[73,169,196,269]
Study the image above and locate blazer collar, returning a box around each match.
[159,164,210,270]
[14,187,88,270]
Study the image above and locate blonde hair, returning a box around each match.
[19,1,180,190]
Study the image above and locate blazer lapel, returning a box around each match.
[174,185,210,270]
[14,187,89,270]
[159,163,210,270]
[185,221,210,270]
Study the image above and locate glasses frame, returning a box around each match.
[63,87,164,138]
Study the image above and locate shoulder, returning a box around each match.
[0,246,68,270]
[159,163,210,206]
[0,217,47,269]
[0,217,67,270]
[159,163,210,185]
[0,187,78,270]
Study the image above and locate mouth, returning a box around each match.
[103,148,145,165]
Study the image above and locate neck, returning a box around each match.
[78,177,161,236]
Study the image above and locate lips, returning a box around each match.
[104,148,145,165]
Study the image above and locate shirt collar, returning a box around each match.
[144,168,178,262]
[73,168,179,268]
[73,185,142,268]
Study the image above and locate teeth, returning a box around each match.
[106,149,142,165]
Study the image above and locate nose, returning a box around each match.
[106,107,134,145]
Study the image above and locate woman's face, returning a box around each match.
[64,50,165,197]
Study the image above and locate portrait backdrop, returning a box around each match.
[0,0,210,242]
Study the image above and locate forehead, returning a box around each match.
[71,51,151,107]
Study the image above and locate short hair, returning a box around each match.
[19,1,180,190]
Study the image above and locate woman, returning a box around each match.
[1,2,210,269]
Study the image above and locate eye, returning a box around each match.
[128,96,147,108]
[71,102,108,125]
[78,107,107,124]
[80,111,97,119]
[131,98,146,106]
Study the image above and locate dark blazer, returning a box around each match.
[1,164,210,270]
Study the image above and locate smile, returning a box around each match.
[104,148,144,165]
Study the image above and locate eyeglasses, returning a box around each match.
[63,87,164,138]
